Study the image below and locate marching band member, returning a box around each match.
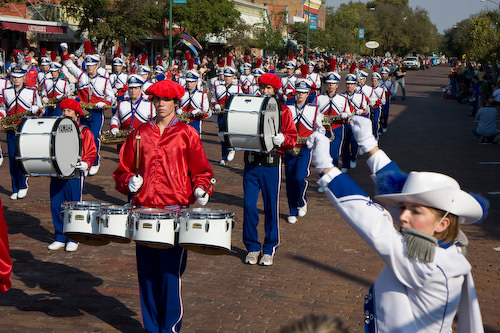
[355,70,376,133]
[177,69,210,134]
[239,56,255,94]
[380,66,393,133]
[307,115,485,332]
[48,98,97,252]
[0,196,12,293]
[109,50,128,100]
[178,58,203,91]
[109,75,155,147]
[153,63,166,82]
[41,61,70,117]
[370,72,386,138]
[0,65,43,200]
[316,71,351,170]
[280,61,297,104]
[60,41,115,176]
[113,79,214,333]
[307,60,321,102]
[37,48,51,90]
[249,67,264,96]
[0,73,12,166]
[211,65,241,166]
[284,79,323,224]
[210,66,224,95]
[341,73,369,173]
[243,73,297,266]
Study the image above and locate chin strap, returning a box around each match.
[401,227,438,262]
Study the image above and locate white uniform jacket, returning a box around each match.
[109,72,128,94]
[1,86,43,117]
[318,150,484,333]
[239,74,256,94]
[357,84,377,109]
[287,103,324,139]
[110,97,155,131]
[280,75,297,102]
[41,77,70,100]
[307,72,321,90]
[342,91,369,116]
[37,71,51,89]
[178,89,210,117]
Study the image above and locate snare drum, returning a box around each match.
[178,208,234,255]
[132,208,178,249]
[98,205,132,243]
[16,117,81,178]
[222,95,281,153]
[62,201,110,245]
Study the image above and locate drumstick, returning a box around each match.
[271,115,277,136]
[202,178,216,198]
[135,135,141,176]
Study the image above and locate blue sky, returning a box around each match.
[325,0,499,33]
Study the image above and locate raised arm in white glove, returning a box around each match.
[128,175,144,193]
[110,127,119,135]
[30,105,39,114]
[60,43,68,51]
[350,115,378,154]
[194,187,209,206]
[272,133,285,147]
[306,131,334,174]
[95,102,107,109]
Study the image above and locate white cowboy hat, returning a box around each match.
[375,171,483,225]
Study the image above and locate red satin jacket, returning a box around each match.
[0,198,12,293]
[113,117,214,208]
[79,125,97,170]
[275,104,298,155]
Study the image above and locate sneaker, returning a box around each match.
[317,187,325,193]
[48,241,65,251]
[245,251,260,265]
[17,188,28,199]
[65,242,79,252]
[219,160,226,166]
[88,165,100,176]
[350,160,357,169]
[259,254,273,266]
[298,203,307,217]
[227,150,235,161]
[382,128,388,133]
[10,192,18,200]
[287,216,297,224]
[341,168,348,173]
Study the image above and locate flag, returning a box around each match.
[181,39,198,57]
[180,31,202,50]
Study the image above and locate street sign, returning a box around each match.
[365,41,379,49]
[358,28,364,39]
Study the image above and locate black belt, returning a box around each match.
[244,151,280,167]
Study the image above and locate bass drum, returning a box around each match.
[222,94,281,153]
[178,208,234,255]
[16,116,81,178]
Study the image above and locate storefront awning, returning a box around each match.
[0,17,67,34]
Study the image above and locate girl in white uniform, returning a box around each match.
[307,116,485,333]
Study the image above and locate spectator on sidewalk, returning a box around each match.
[392,62,406,100]
[472,97,499,143]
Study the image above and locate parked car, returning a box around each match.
[403,56,420,70]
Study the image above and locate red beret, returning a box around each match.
[145,79,185,100]
[60,98,83,116]
[258,73,282,90]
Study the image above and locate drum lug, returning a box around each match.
[156,220,161,232]
[205,219,210,232]
[105,216,109,228]
[174,219,180,232]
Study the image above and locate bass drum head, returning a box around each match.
[53,117,81,177]
[260,96,281,153]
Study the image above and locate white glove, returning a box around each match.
[110,127,119,135]
[194,187,209,206]
[42,97,49,104]
[350,115,378,154]
[176,109,182,115]
[206,110,213,118]
[356,108,365,116]
[218,132,225,141]
[191,109,201,116]
[340,111,350,119]
[214,104,221,112]
[307,132,334,174]
[272,133,285,147]
[30,105,39,114]
[60,42,68,51]
[128,175,143,193]
[0,151,3,167]
[95,102,107,109]
[76,161,89,171]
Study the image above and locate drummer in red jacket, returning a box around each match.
[113,79,214,333]
[48,98,97,252]
[0,197,12,293]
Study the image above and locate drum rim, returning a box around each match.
[64,201,110,209]
[100,205,132,213]
[52,117,82,177]
[180,207,234,218]
[134,207,177,217]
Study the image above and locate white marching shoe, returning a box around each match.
[341,168,349,174]
[287,216,298,224]
[219,160,226,166]
[350,160,357,169]
[65,242,79,252]
[17,188,28,199]
[10,193,18,200]
[48,241,65,250]
[88,165,100,176]
[227,150,235,161]
[298,203,307,217]
[317,187,325,193]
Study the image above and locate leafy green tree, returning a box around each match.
[458,12,500,63]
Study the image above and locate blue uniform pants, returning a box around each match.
[325,126,344,167]
[371,106,381,139]
[7,130,28,193]
[217,115,230,160]
[50,175,83,243]
[381,99,390,130]
[341,124,359,169]
[44,105,62,118]
[81,109,103,166]
[284,148,311,216]
[136,245,187,333]
[188,119,201,134]
[243,163,281,256]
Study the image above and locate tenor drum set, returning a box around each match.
[61,202,235,255]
